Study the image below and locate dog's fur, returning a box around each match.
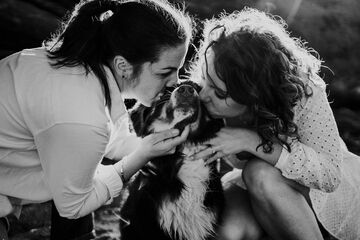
[119,81,224,240]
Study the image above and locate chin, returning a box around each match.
[206,110,224,119]
[119,81,225,240]
[136,98,151,107]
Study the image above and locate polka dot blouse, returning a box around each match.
[275,78,342,193]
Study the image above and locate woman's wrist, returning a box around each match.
[242,129,261,154]
[240,130,281,165]
[248,138,283,166]
[114,151,150,183]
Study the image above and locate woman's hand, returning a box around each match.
[115,126,190,181]
[191,127,259,164]
[135,126,190,161]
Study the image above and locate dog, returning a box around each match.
[119,81,225,240]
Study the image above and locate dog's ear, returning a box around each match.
[128,103,151,137]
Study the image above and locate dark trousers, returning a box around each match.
[50,202,96,240]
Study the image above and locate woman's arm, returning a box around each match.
[35,123,122,219]
[236,84,343,193]
[113,126,190,182]
[193,85,342,193]
[105,114,141,160]
[191,127,282,166]
[36,123,189,219]
[272,85,343,193]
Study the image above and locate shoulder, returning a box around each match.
[49,68,108,129]
[13,49,109,134]
[293,74,329,121]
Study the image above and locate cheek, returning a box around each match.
[213,98,228,109]
[145,78,162,93]
[213,100,238,115]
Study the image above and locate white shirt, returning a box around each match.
[0,48,138,219]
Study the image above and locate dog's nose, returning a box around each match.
[177,85,194,97]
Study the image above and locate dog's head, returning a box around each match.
[129,80,224,145]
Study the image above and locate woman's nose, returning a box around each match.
[199,87,210,102]
[166,74,178,87]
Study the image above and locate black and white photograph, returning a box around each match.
[0,0,359,239]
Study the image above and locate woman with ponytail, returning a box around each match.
[190,8,360,240]
[0,0,193,239]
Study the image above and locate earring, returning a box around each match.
[121,70,127,79]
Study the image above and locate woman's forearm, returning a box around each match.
[251,142,282,166]
[245,131,282,166]
[114,151,150,182]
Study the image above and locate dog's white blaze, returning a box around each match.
[158,157,216,240]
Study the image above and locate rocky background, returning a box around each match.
[1,0,359,239]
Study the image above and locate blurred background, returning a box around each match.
[1,0,359,239]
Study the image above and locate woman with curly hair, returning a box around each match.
[190,8,360,240]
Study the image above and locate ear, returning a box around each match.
[112,55,133,80]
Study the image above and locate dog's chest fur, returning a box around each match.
[158,144,216,240]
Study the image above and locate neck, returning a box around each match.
[107,64,130,97]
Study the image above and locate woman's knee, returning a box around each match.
[242,159,283,199]
[219,185,263,240]
[219,223,262,240]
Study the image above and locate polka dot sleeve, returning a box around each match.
[275,82,343,193]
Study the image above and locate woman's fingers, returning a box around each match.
[173,126,190,144]
[163,126,190,147]
[191,146,217,160]
[153,126,190,150]
[205,151,224,165]
[152,129,180,144]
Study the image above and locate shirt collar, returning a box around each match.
[104,66,127,123]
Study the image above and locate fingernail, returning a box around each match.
[172,129,179,135]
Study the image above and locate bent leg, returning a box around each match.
[243,159,323,240]
[0,217,9,240]
[50,201,96,240]
[218,183,264,240]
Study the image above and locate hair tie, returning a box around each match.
[100,10,114,22]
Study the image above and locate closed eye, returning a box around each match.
[206,80,228,99]
[214,89,227,99]
[158,71,173,79]
[201,69,228,99]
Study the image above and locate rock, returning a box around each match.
[334,108,360,155]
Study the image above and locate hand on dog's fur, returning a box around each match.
[191,127,257,164]
[114,126,190,182]
[135,125,190,158]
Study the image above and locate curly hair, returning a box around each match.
[189,8,323,153]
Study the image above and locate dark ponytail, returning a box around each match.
[45,0,193,109]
